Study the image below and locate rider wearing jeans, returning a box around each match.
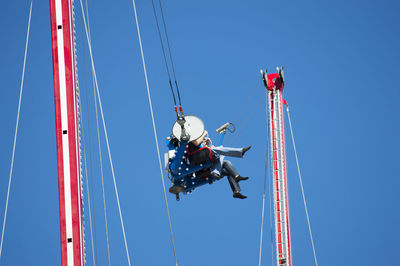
[188,130,251,199]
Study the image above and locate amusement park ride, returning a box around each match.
[262,68,292,266]
[47,0,294,265]
[165,68,292,266]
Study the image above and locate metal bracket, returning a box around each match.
[177,118,190,141]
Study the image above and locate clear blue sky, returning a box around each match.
[1,0,399,265]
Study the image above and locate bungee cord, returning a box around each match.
[0,0,33,259]
[130,0,178,265]
[79,0,132,265]
[285,104,319,266]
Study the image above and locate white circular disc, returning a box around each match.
[172,115,204,142]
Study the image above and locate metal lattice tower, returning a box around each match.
[262,67,292,266]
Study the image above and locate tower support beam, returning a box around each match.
[49,0,84,265]
[263,68,292,266]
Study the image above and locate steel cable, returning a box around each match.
[150,0,177,108]
[83,0,100,262]
[258,91,275,266]
[286,104,319,266]
[156,0,182,106]
[229,92,265,145]
[258,92,269,266]
[79,0,132,265]
[0,0,33,259]
[130,0,178,264]
[79,78,96,266]
[226,80,261,146]
[80,0,99,263]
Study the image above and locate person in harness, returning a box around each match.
[187,130,251,199]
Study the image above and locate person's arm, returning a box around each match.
[191,130,208,146]
[203,137,211,146]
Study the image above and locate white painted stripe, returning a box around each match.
[55,0,74,265]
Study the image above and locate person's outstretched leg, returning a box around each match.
[212,146,251,158]
[221,160,247,199]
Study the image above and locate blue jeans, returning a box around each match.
[209,146,243,176]
[212,146,243,158]
[210,159,241,193]
[208,146,244,193]
[221,160,241,193]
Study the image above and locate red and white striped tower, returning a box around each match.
[49,0,85,265]
[262,68,292,266]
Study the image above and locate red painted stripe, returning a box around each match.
[61,0,82,264]
[49,1,68,265]
[50,0,83,265]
